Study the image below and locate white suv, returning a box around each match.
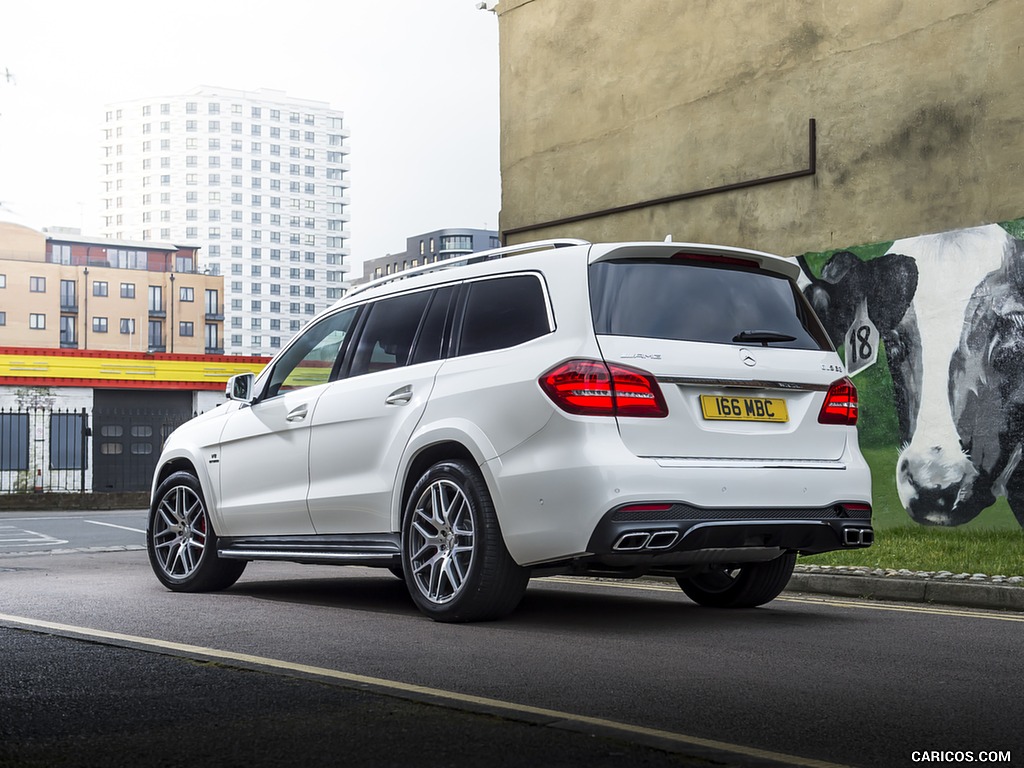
[148,239,872,621]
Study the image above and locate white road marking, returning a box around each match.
[0,525,69,548]
[0,612,853,768]
[84,520,146,534]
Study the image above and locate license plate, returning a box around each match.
[700,394,789,423]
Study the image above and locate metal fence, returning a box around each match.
[0,405,193,495]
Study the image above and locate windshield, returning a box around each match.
[589,258,831,350]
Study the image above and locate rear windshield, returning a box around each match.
[589,258,831,351]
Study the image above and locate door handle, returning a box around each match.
[286,404,309,422]
[385,385,413,406]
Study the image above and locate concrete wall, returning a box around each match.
[497,0,1023,254]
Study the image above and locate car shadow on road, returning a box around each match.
[227,569,855,633]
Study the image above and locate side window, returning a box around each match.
[458,274,550,356]
[348,291,432,377]
[410,285,456,365]
[264,307,357,398]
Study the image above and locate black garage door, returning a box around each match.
[92,390,193,492]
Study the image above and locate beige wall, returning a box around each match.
[0,222,46,262]
[497,0,1024,253]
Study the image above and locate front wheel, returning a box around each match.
[148,471,246,592]
[402,460,529,622]
[676,553,796,608]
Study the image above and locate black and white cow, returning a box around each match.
[947,228,1024,526]
[799,224,1024,528]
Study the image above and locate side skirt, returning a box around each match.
[217,533,402,568]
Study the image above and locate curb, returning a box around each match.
[786,571,1024,612]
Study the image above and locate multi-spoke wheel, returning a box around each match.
[402,460,528,622]
[147,471,246,592]
[676,553,796,608]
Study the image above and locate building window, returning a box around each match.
[148,320,164,349]
[60,280,77,309]
[93,317,108,333]
[148,285,163,313]
[52,244,72,264]
[179,286,194,302]
[0,274,5,288]
[0,413,29,471]
[30,276,46,292]
[30,313,46,329]
[60,316,76,345]
[120,318,136,334]
[93,281,109,297]
[121,282,136,299]
[205,323,219,351]
[0,311,5,325]
[50,413,85,471]
[179,321,194,337]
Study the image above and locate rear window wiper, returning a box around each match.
[732,329,798,346]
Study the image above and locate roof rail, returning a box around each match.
[348,238,590,297]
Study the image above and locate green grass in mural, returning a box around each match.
[801,447,1024,575]
[800,527,1024,578]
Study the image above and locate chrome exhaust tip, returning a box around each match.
[613,532,651,551]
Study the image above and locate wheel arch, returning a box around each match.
[150,450,221,530]
[397,440,479,528]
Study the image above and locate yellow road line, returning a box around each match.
[0,611,851,768]
[544,576,1024,622]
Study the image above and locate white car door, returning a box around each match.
[216,307,358,536]
[307,286,453,534]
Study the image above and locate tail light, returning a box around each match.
[540,359,668,418]
[818,377,858,425]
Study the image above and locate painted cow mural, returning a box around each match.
[798,223,1024,529]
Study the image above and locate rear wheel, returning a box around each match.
[148,471,246,592]
[676,553,796,608]
[402,459,529,622]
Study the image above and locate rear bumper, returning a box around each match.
[482,414,872,567]
[587,502,873,559]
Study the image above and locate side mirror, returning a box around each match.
[226,372,255,404]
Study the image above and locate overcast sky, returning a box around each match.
[0,0,501,272]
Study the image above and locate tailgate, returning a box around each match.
[597,336,848,461]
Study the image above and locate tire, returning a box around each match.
[401,459,529,622]
[147,470,246,592]
[676,553,796,608]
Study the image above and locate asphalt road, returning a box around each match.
[1,513,1022,768]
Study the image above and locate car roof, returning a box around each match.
[335,238,798,310]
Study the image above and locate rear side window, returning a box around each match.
[458,274,551,356]
[589,259,830,350]
[410,285,456,365]
[349,290,432,376]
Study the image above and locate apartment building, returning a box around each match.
[0,221,223,355]
[357,228,500,285]
[99,86,351,355]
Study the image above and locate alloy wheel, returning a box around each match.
[408,479,476,604]
[151,484,209,579]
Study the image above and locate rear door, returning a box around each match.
[306,286,454,534]
[589,248,848,461]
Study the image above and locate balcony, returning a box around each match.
[148,307,166,318]
[205,347,225,355]
[60,302,79,313]
[205,312,225,321]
